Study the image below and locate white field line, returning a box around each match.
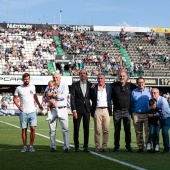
[0,120,147,170]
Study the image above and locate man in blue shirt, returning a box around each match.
[131,77,151,152]
[151,88,170,153]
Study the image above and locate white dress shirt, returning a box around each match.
[97,86,108,107]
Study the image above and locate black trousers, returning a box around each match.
[113,109,131,149]
[73,106,90,148]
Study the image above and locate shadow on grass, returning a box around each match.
[1,144,128,170]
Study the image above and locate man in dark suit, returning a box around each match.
[91,73,112,152]
[70,69,91,152]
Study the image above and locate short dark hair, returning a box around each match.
[149,98,156,106]
[136,77,145,84]
[22,73,30,79]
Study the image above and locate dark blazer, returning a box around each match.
[90,84,112,117]
[71,81,91,113]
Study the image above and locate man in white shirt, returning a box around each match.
[45,73,70,153]
[13,73,43,153]
[90,73,112,152]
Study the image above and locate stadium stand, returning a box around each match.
[1,24,170,116]
[0,24,170,78]
[0,28,57,76]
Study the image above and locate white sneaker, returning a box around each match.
[147,143,151,151]
[29,146,35,152]
[46,117,51,121]
[21,146,27,152]
[155,145,159,152]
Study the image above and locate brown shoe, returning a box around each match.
[95,149,100,153]
[102,148,108,152]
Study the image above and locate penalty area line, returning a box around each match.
[0,120,146,170]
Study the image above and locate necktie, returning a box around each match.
[82,83,86,97]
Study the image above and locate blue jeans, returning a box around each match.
[148,124,160,147]
[162,125,170,151]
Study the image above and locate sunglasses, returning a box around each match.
[120,86,125,92]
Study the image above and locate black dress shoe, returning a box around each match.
[137,149,143,153]
[64,148,69,153]
[113,147,119,152]
[147,149,152,152]
[126,147,133,152]
[74,148,79,152]
[50,148,56,152]
[162,149,169,154]
[84,148,90,152]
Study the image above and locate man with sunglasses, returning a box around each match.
[111,71,136,152]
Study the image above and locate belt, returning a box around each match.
[115,108,128,111]
[97,107,108,109]
[136,112,147,114]
[58,106,67,109]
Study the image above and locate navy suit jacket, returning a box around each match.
[90,84,112,117]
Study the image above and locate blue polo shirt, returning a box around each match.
[131,87,151,113]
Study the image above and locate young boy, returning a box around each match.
[43,80,59,121]
[147,98,162,152]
